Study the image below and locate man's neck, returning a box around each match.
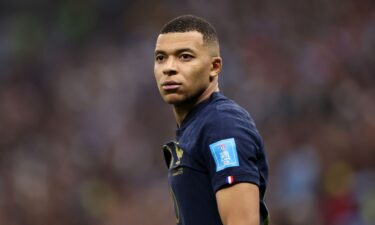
[173,103,194,127]
[173,85,219,127]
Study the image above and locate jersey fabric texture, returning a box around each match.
[163,92,269,225]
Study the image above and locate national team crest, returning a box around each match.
[163,141,184,169]
[209,138,239,171]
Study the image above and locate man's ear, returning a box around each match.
[210,57,222,81]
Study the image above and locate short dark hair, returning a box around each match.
[160,15,219,45]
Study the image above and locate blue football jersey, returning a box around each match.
[163,92,269,225]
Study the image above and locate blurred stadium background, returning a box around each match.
[0,0,374,224]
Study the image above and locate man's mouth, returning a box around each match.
[161,81,181,90]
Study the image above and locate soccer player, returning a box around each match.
[154,15,269,225]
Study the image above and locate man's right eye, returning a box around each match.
[156,55,166,62]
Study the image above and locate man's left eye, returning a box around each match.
[180,54,193,61]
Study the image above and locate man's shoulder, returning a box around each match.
[208,93,252,122]
[203,93,263,147]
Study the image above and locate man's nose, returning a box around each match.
[163,57,178,76]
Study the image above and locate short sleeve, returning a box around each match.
[203,106,263,193]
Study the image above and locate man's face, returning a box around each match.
[154,31,216,105]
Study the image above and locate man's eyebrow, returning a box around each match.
[175,48,196,54]
[154,50,166,56]
[154,48,196,56]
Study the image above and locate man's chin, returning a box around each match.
[161,92,204,106]
[163,97,184,105]
[162,94,186,105]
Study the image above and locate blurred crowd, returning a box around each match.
[0,0,374,225]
